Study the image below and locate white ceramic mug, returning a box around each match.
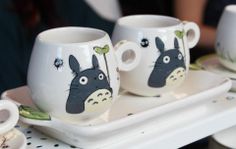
[0,100,19,135]
[216,5,236,72]
[112,15,200,96]
[27,27,141,123]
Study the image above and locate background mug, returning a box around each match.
[112,15,200,96]
[215,5,236,72]
[0,99,19,135]
[27,27,141,123]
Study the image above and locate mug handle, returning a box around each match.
[183,21,200,49]
[0,99,19,134]
[114,40,141,71]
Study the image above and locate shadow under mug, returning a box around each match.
[0,99,19,135]
[112,15,200,96]
[27,27,141,123]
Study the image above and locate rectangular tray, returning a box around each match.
[1,70,232,148]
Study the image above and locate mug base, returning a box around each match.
[219,58,236,72]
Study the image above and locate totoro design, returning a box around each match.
[148,37,186,88]
[66,55,113,114]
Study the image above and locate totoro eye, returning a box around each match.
[98,73,104,80]
[79,76,88,85]
[140,38,149,48]
[178,53,183,60]
[163,56,170,64]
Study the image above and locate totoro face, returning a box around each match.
[66,55,113,114]
[148,37,186,88]
[155,48,185,70]
[71,68,111,94]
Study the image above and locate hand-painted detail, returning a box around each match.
[94,45,110,84]
[93,45,109,55]
[19,105,51,120]
[175,30,185,39]
[54,58,63,70]
[175,30,186,60]
[66,55,113,114]
[148,37,186,87]
[140,38,149,48]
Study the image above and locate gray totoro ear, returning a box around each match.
[174,37,179,49]
[92,55,99,69]
[69,55,80,74]
[155,37,165,53]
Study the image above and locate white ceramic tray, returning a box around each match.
[1,70,232,148]
[6,92,236,149]
[15,122,78,149]
[2,129,26,149]
[212,125,236,149]
[196,54,236,91]
[0,113,26,149]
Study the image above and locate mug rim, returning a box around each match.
[37,26,108,45]
[116,14,182,30]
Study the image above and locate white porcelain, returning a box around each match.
[2,70,231,148]
[216,5,236,72]
[0,128,26,149]
[196,54,236,91]
[27,27,141,123]
[7,92,236,149]
[0,111,26,149]
[0,100,19,135]
[112,15,200,96]
[15,122,76,149]
[211,126,236,149]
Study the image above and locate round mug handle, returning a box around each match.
[183,21,200,49]
[114,40,141,71]
[0,99,19,134]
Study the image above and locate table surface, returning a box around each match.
[14,92,236,149]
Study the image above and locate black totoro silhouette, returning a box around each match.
[66,55,113,114]
[148,37,186,88]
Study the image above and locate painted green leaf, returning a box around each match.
[94,47,103,54]
[103,45,109,54]
[19,105,51,120]
[175,30,185,39]
[93,45,109,55]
